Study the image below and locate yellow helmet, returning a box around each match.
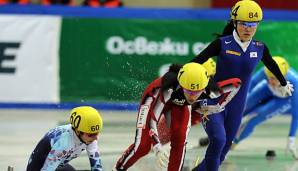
[70,106,103,134]
[264,56,289,78]
[177,62,209,91]
[202,58,216,77]
[230,0,263,22]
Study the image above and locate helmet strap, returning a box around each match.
[72,127,87,144]
[233,20,241,40]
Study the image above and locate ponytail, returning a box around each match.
[214,20,235,38]
[161,64,181,91]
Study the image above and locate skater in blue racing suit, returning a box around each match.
[234,56,297,158]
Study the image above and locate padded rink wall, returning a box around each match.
[0,5,298,110]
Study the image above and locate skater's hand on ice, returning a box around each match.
[286,136,298,160]
[153,143,169,168]
[195,103,225,115]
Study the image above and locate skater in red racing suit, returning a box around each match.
[114,63,241,171]
[158,78,242,145]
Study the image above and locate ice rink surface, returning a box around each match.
[1,109,297,171]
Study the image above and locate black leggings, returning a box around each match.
[26,136,51,171]
[56,164,76,171]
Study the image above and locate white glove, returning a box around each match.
[152,143,169,168]
[195,103,225,115]
[209,91,221,99]
[279,81,294,97]
[286,136,298,160]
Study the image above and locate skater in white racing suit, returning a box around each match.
[26,106,103,171]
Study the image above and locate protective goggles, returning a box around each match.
[237,21,259,28]
[183,88,204,96]
[85,132,99,137]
